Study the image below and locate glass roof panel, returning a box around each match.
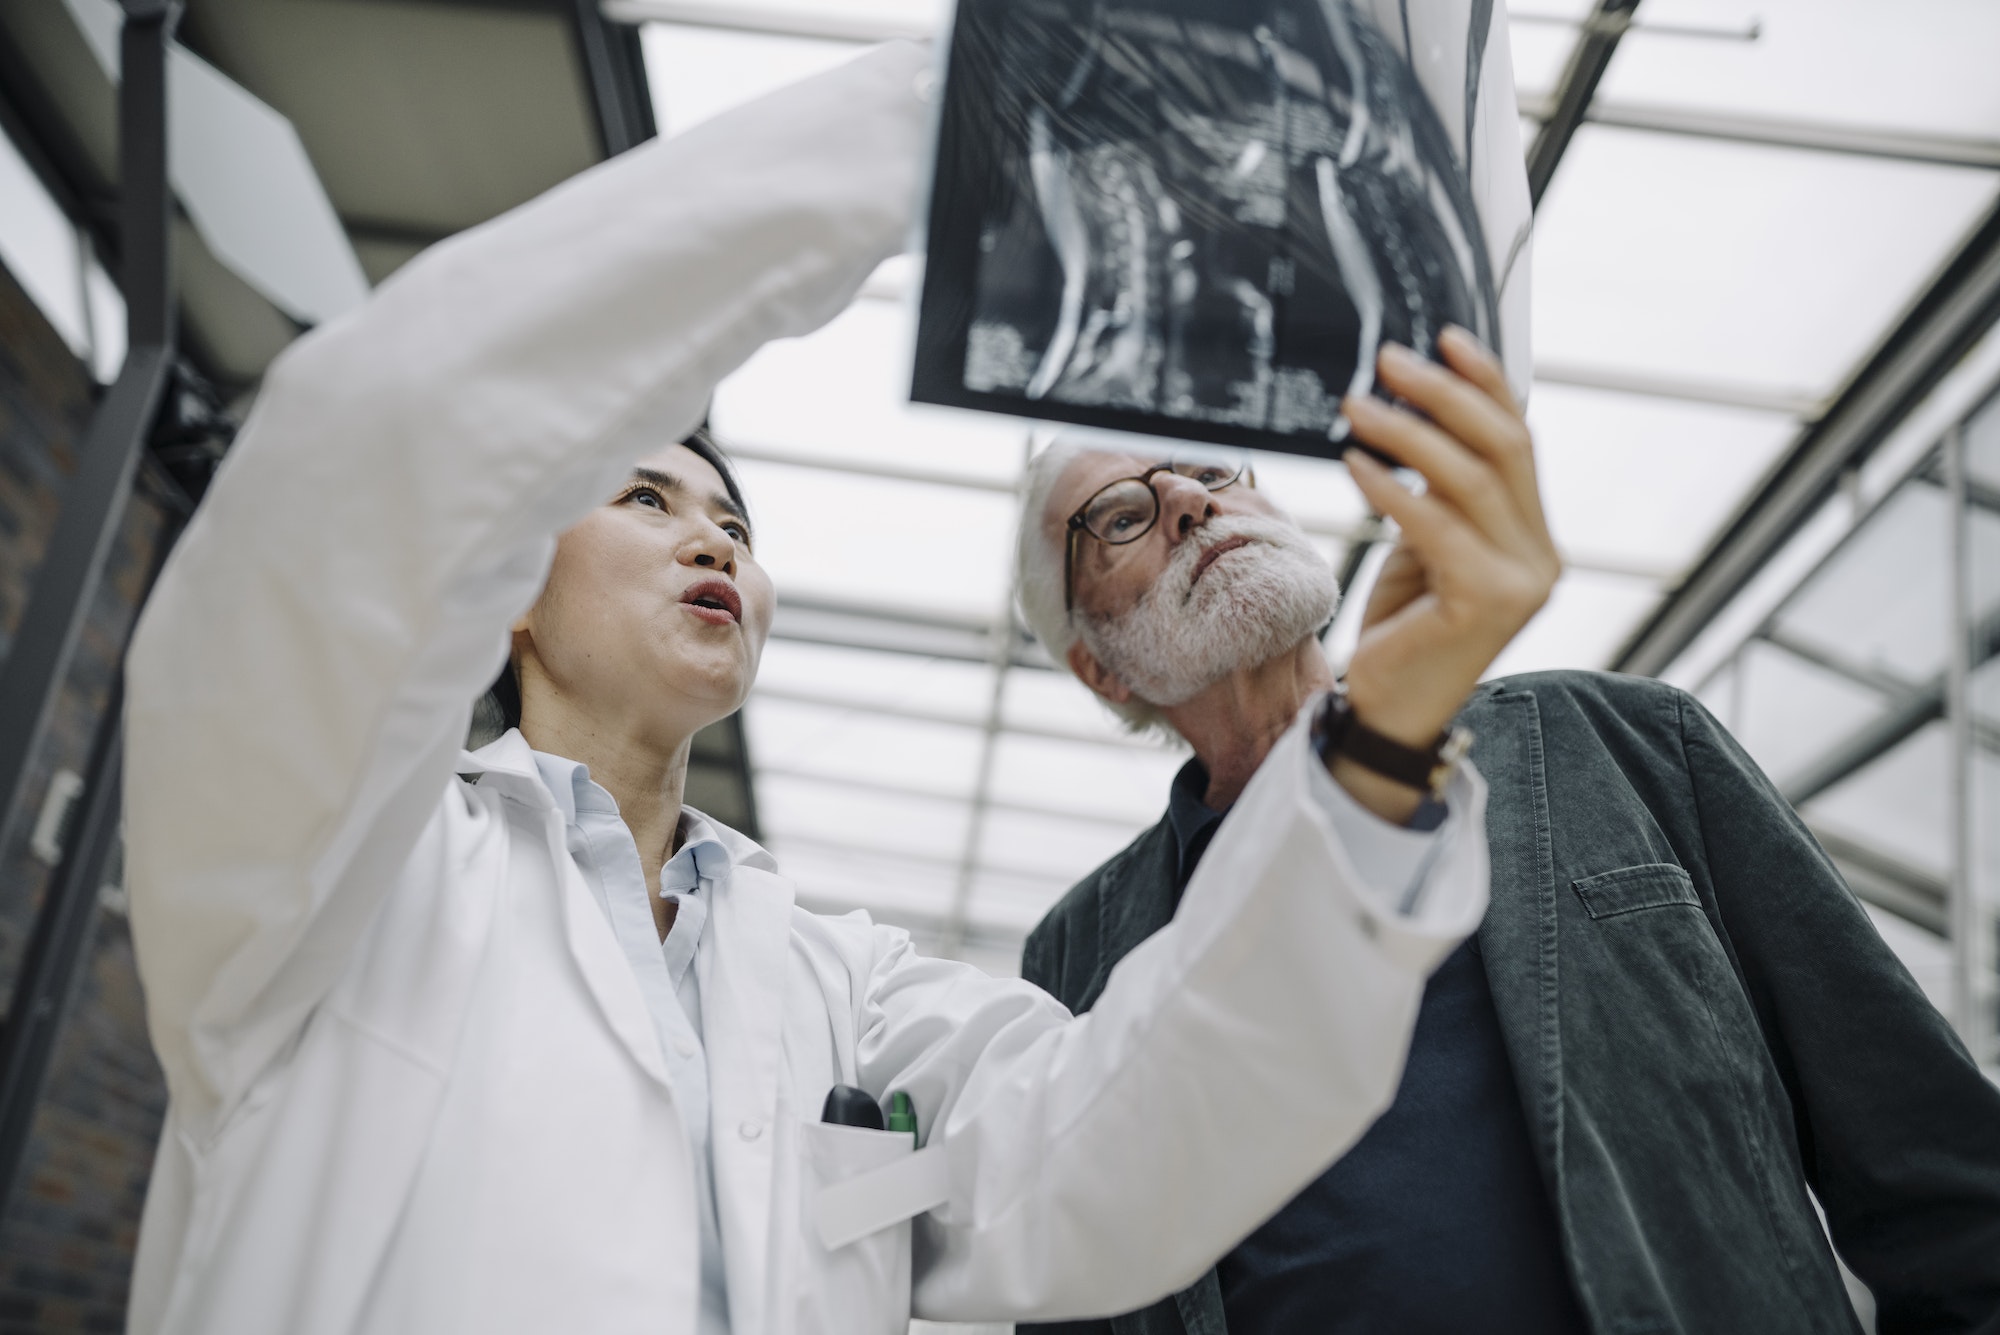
[713,301,1029,486]
[754,639,995,719]
[967,867,1078,939]
[1527,383,1796,575]
[1775,481,1949,685]
[1000,668,1147,744]
[641,24,868,139]
[1483,568,1663,679]
[1503,11,1581,101]
[1801,721,1952,881]
[775,842,958,923]
[1598,0,2000,142]
[976,807,1149,882]
[988,734,1187,827]
[735,458,1017,618]
[757,772,970,862]
[0,124,87,362]
[746,696,984,796]
[1970,391,2000,492]
[1533,127,2000,400]
[1730,639,1891,791]
[1972,656,2000,733]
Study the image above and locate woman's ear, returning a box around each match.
[1067,639,1133,705]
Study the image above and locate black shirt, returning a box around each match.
[1166,760,1587,1335]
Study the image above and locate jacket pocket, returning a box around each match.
[1571,863,1698,919]
[797,1121,916,1335]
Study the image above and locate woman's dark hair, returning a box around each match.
[473,426,748,739]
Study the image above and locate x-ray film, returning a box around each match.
[913,0,1533,460]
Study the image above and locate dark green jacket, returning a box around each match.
[1022,671,2000,1335]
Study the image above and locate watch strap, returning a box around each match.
[1314,689,1472,802]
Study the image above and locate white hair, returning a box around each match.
[1014,443,1176,737]
[1014,441,1341,742]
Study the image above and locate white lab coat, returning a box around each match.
[121,40,1489,1335]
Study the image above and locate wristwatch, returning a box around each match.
[1311,685,1473,803]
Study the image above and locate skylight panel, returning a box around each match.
[713,302,1028,487]
[1801,722,1954,881]
[1726,639,1892,791]
[758,772,972,861]
[735,457,1018,619]
[754,639,996,719]
[988,734,1187,827]
[640,23,867,138]
[1598,0,2000,143]
[1527,382,1795,577]
[975,808,1152,882]
[1000,667,1138,742]
[966,867,1082,938]
[1483,567,1663,679]
[746,696,985,795]
[1533,127,2000,402]
[1773,482,1953,686]
[777,842,964,923]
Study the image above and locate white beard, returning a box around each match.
[1080,514,1341,709]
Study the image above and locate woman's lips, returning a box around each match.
[679,578,742,625]
[1190,535,1254,586]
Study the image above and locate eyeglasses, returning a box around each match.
[1063,456,1251,614]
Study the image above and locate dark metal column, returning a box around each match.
[1525,0,1643,206]
[0,0,180,1216]
[0,0,177,858]
[0,686,127,1212]
[570,0,658,157]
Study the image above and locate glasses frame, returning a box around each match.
[1062,457,1250,615]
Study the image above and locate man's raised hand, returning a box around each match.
[1338,326,1560,753]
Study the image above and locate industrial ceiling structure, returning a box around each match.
[2,0,1996,994]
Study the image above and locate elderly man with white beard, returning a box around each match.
[1014,332,2000,1335]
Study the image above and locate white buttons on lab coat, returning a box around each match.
[739,1120,763,1141]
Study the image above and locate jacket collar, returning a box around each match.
[1081,818,1180,1013]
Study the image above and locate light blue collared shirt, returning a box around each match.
[534,751,733,1335]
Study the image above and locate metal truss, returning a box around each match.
[1520,95,2000,172]
[1617,200,2000,678]
[0,0,181,1217]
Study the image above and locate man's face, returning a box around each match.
[1046,449,1339,709]
[517,442,774,738]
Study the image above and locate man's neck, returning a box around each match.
[1163,638,1336,810]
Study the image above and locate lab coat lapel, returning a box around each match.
[547,805,677,1090]
[462,735,675,1093]
[702,860,795,1335]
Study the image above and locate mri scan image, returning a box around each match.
[913,0,1532,460]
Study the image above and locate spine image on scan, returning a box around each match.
[915,0,1518,461]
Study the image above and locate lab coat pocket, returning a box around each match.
[798,1121,939,1335]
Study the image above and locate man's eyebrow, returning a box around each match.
[628,466,749,527]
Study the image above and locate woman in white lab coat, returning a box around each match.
[119,40,1508,1335]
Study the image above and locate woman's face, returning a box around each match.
[514,442,774,745]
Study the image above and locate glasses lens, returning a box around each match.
[1171,457,1243,490]
[1084,479,1160,544]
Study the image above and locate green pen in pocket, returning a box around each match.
[885,1091,917,1144]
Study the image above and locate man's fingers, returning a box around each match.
[1346,450,1489,579]
[1373,339,1550,540]
[1348,451,1553,634]
[1375,343,1525,473]
[1343,395,1525,552]
[1438,325,1517,415]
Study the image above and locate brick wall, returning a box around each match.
[0,257,173,1332]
